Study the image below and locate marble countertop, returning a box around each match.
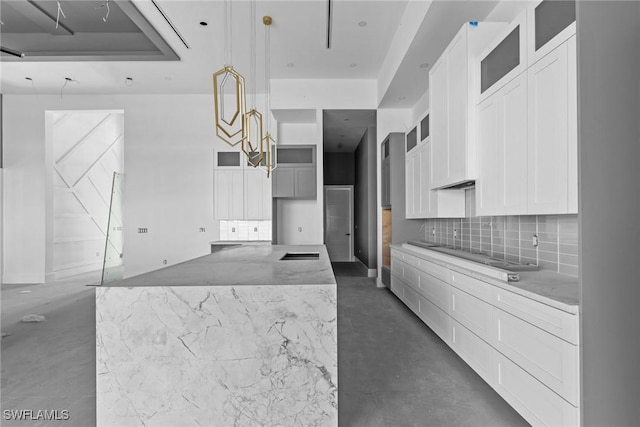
[105,244,336,287]
[391,244,579,314]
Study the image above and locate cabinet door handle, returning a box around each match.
[345,233,351,236]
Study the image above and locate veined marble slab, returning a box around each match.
[97,285,337,426]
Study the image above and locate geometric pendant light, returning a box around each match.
[212,0,246,146]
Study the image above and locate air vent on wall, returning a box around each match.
[150,0,189,49]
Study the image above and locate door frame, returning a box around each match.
[323,185,354,262]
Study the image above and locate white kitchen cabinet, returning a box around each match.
[451,318,494,386]
[478,11,528,103]
[405,141,465,219]
[390,245,580,426]
[527,36,577,214]
[527,0,576,66]
[476,72,528,216]
[405,152,416,217]
[214,170,244,220]
[430,22,506,189]
[214,150,273,221]
[493,307,580,406]
[495,352,579,427]
[244,169,272,220]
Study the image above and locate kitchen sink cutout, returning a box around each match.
[280,252,320,261]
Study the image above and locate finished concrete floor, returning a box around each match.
[1,264,528,426]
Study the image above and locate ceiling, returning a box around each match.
[0,0,178,60]
[0,0,409,95]
[323,109,375,152]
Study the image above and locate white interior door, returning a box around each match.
[324,186,353,262]
[52,111,124,278]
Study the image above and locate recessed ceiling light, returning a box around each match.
[349,63,358,68]
[419,62,429,68]
[200,21,208,26]
[358,21,367,27]
[286,62,295,68]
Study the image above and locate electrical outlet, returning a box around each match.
[532,234,539,247]
[298,227,302,232]
[454,229,458,239]
[432,228,436,236]
[199,227,206,232]
[138,227,148,233]
[163,259,168,265]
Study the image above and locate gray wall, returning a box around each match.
[354,127,377,269]
[577,2,640,425]
[323,152,355,185]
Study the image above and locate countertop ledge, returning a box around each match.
[104,244,336,287]
[391,244,579,315]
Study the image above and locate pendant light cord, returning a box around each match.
[265,21,271,135]
[224,0,232,66]
[249,0,256,109]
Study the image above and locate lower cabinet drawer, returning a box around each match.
[417,293,450,344]
[493,287,579,345]
[417,270,449,313]
[390,273,404,298]
[451,287,493,342]
[451,318,494,386]
[495,352,579,427]
[493,308,580,406]
[402,280,420,313]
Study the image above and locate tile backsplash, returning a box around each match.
[422,214,579,277]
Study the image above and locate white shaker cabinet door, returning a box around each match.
[214,170,244,220]
[527,41,569,214]
[430,58,449,189]
[477,72,528,216]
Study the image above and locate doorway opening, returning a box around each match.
[322,109,377,272]
[47,110,124,281]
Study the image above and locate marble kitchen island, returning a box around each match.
[96,245,337,427]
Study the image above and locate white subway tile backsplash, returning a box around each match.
[423,214,578,277]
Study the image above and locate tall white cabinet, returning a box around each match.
[476,0,577,216]
[405,117,465,219]
[214,150,272,221]
[527,36,577,214]
[430,22,506,189]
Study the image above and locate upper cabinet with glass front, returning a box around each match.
[478,11,527,103]
[527,0,576,65]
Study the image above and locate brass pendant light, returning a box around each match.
[212,0,246,146]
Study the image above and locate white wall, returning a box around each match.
[276,113,324,245]
[2,94,247,282]
[271,79,378,110]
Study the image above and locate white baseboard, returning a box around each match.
[354,256,377,278]
[2,274,45,284]
[54,262,102,280]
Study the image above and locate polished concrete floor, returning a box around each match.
[1,264,528,426]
